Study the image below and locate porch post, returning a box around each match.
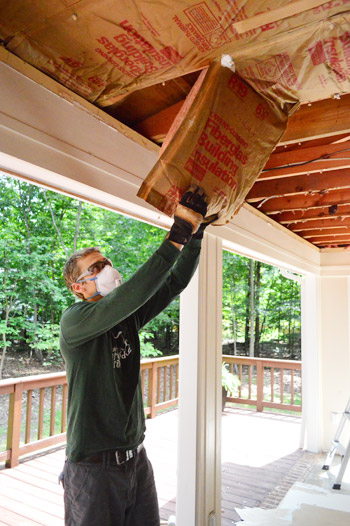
[301,274,322,452]
[319,276,350,451]
[177,233,222,526]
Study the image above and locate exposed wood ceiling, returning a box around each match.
[1,2,350,250]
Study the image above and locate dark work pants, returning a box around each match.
[62,447,160,526]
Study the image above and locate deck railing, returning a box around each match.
[0,355,301,467]
[222,355,302,413]
[0,372,68,468]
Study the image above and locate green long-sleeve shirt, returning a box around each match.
[60,238,201,462]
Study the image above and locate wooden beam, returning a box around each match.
[290,217,350,231]
[300,227,350,237]
[307,235,350,244]
[160,67,208,155]
[261,189,350,214]
[271,205,350,224]
[136,93,350,148]
[232,0,331,34]
[314,240,350,246]
[260,142,350,179]
[247,169,350,202]
[280,94,350,145]
[134,100,184,143]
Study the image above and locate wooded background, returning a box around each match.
[0,174,301,378]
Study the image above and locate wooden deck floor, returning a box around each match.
[0,407,317,525]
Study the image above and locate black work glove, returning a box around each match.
[192,214,218,239]
[168,186,208,245]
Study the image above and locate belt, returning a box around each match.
[81,443,143,466]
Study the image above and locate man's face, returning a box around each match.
[72,251,109,301]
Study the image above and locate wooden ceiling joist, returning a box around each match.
[271,205,350,224]
[314,241,350,247]
[247,169,350,202]
[290,217,350,231]
[308,235,350,244]
[261,189,350,214]
[134,100,183,143]
[280,94,350,145]
[300,228,350,237]
[232,0,330,34]
[260,141,350,179]
[135,93,350,149]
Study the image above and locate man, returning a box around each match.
[59,187,212,526]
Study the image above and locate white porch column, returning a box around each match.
[177,233,222,526]
[319,276,350,450]
[301,274,322,452]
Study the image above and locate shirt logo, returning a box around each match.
[110,329,132,368]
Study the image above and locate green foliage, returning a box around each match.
[139,330,162,358]
[27,323,61,366]
[222,363,240,395]
[222,250,301,359]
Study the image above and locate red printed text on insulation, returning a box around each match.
[309,35,349,82]
[95,19,179,78]
[184,113,249,189]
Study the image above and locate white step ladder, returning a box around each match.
[322,397,350,490]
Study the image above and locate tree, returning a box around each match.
[222,250,301,360]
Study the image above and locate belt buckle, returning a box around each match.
[115,449,132,465]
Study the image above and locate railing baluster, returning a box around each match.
[238,364,242,397]
[280,368,284,404]
[25,390,32,444]
[170,365,174,399]
[61,383,67,433]
[149,362,157,419]
[271,367,274,402]
[248,365,252,399]
[256,361,264,412]
[141,370,146,401]
[38,388,45,440]
[157,367,161,404]
[146,367,152,412]
[50,386,57,436]
[291,369,294,404]
[165,366,169,401]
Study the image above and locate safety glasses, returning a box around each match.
[76,258,112,283]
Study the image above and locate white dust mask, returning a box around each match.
[86,265,122,299]
[95,265,122,296]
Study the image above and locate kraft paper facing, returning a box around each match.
[1,1,350,107]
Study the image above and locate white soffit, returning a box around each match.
[0,48,171,229]
[1,48,349,276]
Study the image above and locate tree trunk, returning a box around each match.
[230,284,237,356]
[0,296,13,379]
[244,268,250,355]
[254,261,261,357]
[0,332,8,380]
[289,281,295,359]
[249,259,255,357]
[73,201,83,252]
[32,301,43,362]
[0,255,17,379]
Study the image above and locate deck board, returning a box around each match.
[0,408,316,525]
